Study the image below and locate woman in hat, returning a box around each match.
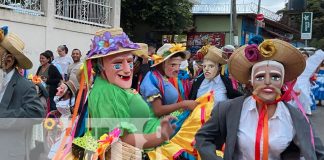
[195,38,324,159]
[140,43,198,119]
[189,45,242,103]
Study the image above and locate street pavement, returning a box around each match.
[310,106,324,142]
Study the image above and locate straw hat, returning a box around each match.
[151,43,190,67]
[228,38,305,84]
[87,28,140,59]
[221,45,235,54]
[204,46,227,65]
[132,43,149,59]
[64,80,77,97]
[0,26,32,69]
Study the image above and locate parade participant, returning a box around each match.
[86,28,175,149]
[189,45,242,102]
[195,38,324,159]
[36,51,63,111]
[314,61,324,106]
[0,26,44,160]
[140,43,198,118]
[131,43,150,91]
[295,50,324,115]
[67,48,83,90]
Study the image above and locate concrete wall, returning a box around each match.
[194,15,243,45]
[0,0,121,74]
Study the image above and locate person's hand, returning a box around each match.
[41,76,47,82]
[181,100,199,111]
[159,116,177,141]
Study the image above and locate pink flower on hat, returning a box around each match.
[244,44,260,62]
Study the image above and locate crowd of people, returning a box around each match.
[1,25,324,160]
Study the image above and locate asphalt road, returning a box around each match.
[310,106,324,142]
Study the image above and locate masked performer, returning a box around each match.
[195,38,324,160]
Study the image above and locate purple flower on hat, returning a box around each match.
[115,33,139,49]
[99,32,118,54]
[245,44,260,62]
[248,35,264,45]
[87,32,119,58]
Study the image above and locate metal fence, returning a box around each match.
[192,3,282,21]
[55,0,112,27]
[0,0,43,16]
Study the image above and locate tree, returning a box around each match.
[120,0,193,41]
[278,0,324,48]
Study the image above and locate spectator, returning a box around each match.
[52,45,73,80]
[36,51,62,111]
[67,48,82,90]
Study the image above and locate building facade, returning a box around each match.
[0,0,121,73]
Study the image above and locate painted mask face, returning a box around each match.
[102,52,134,89]
[203,59,218,80]
[163,56,183,78]
[56,83,68,97]
[252,65,284,103]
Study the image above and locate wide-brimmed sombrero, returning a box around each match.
[204,46,227,65]
[151,43,190,67]
[87,28,140,59]
[0,26,33,69]
[228,38,305,84]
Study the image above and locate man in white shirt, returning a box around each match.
[67,48,82,90]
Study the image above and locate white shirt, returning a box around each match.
[236,96,295,160]
[52,55,73,75]
[0,69,15,102]
[197,74,228,103]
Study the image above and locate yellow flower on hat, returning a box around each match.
[259,40,276,58]
[44,118,56,130]
[199,44,211,56]
[169,44,186,53]
[152,54,164,64]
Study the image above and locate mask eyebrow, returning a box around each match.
[254,71,266,77]
[269,70,282,75]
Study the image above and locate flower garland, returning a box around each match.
[244,35,277,62]
[87,32,140,58]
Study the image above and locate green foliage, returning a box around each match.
[306,0,324,48]
[120,0,193,38]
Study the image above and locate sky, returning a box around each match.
[199,0,288,12]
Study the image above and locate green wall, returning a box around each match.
[194,15,243,45]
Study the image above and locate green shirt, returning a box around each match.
[89,77,160,138]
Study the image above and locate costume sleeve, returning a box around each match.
[140,71,162,103]
[0,82,45,129]
[46,65,63,85]
[195,102,224,160]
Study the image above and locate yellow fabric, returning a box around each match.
[147,92,218,159]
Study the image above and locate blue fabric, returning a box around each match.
[140,71,178,105]
[313,70,324,100]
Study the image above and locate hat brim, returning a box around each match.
[204,53,227,65]
[228,39,306,84]
[151,51,190,67]
[0,38,32,69]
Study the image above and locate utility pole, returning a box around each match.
[230,1,233,45]
[256,0,261,35]
[232,0,238,46]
